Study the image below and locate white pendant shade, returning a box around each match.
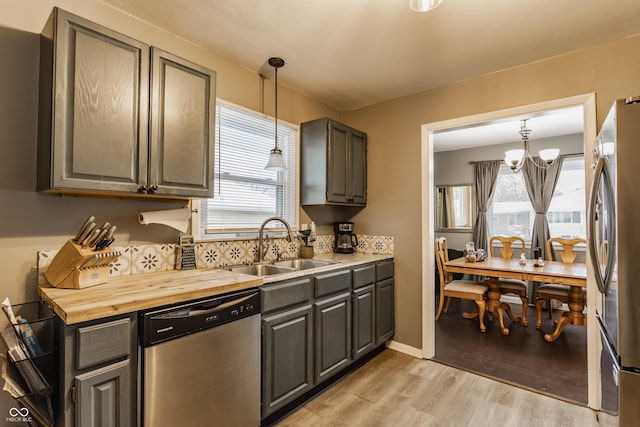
[539,148,560,163]
[409,0,443,12]
[265,148,286,171]
[505,149,524,167]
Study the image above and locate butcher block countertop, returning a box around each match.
[38,253,393,325]
[38,268,262,325]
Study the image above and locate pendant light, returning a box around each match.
[409,0,443,12]
[264,57,287,171]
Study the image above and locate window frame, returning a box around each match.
[192,99,299,241]
[488,154,586,244]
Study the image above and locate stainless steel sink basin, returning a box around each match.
[229,264,296,276]
[273,259,335,270]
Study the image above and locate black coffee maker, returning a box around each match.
[334,222,358,254]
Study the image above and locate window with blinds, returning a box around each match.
[198,101,298,238]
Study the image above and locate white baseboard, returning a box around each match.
[386,340,424,359]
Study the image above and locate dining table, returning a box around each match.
[444,256,587,341]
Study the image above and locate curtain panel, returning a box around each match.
[472,160,501,252]
[522,155,564,260]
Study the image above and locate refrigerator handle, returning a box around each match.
[587,156,616,294]
[598,316,621,386]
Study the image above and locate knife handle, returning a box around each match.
[76,222,96,246]
[74,216,95,242]
[83,229,101,248]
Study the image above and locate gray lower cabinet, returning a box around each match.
[75,360,131,427]
[57,313,137,427]
[352,263,377,360]
[314,292,352,384]
[261,278,314,417]
[262,305,314,417]
[261,261,393,421]
[376,260,395,345]
[38,8,215,198]
[352,284,376,360]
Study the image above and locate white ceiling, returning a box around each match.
[432,106,584,152]
[101,0,640,112]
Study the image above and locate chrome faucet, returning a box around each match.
[258,216,294,262]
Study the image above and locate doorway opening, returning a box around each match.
[420,93,599,408]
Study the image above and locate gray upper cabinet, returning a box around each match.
[301,118,367,206]
[38,8,215,198]
[148,48,215,197]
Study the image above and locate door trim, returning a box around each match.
[420,93,598,409]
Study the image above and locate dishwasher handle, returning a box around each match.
[142,290,261,346]
[188,292,257,316]
[147,292,258,321]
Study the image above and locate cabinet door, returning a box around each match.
[48,10,149,193]
[75,359,131,427]
[376,278,395,345]
[352,284,375,360]
[149,48,216,197]
[326,121,350,204]
[314,292,351,383]
[349,129,367,205]
[262,305,314,417]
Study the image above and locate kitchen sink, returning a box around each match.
[273,259,335,270]
[227,259,336,277]
[228,264,296,276]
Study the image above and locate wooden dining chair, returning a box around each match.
[487,235,530,326]
[535,237,587,329]
[435,237,489,332]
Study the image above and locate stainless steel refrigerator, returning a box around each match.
[588,97,640,426]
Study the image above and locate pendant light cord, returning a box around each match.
[274,64,279,151]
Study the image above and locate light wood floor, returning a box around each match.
[276,349,618,427]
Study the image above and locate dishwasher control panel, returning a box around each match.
[140,288,261,347]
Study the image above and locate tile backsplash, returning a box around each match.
[37,234,394,284]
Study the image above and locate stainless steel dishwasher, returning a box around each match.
[140,288,261,427]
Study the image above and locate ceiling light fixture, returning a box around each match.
[264,57,287,171]
[409,0,443,12]
[504,119,559,173]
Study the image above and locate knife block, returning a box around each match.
[45,240,118,289]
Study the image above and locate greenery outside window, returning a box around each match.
[488,156,585,242]
[196,100,298,239]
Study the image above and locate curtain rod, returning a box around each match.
[468,153,584,165]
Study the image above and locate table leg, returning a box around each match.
[487,278,510,335]
[544,286,586,342]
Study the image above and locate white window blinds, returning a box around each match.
[199,101,298,237]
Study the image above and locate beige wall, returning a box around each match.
[344,35,640,349]
[0,1,340,299]
[0,2,341,415]
[2,0,640,416]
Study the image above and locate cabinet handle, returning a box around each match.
[138,185,148,194]
[148,184,158,194]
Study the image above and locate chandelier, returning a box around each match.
[504,119,559,173]
[409,0,443,12]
